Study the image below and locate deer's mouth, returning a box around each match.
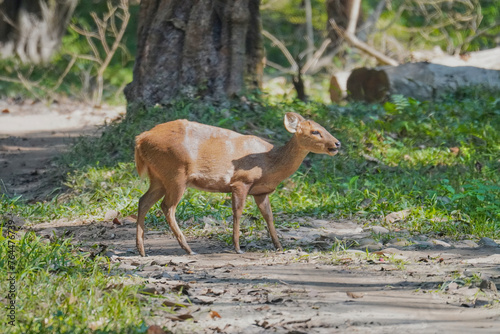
[327,147,339,155]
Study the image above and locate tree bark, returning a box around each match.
[346,63,500,103]
[124,0,264,109]
[329,70,350,102]
[326,0,362,47]
[0,0,77,63]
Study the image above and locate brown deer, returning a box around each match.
[134,112,341,256]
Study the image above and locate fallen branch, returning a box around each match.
[262,30,298,73]
[329,18,399,67]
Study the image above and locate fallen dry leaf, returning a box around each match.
[346,291,364,299]
[88,318,106,331]
[449,147,460,155]
[384,209,411,224]
[147,325,167,334]
[162,299,190,308]
[255,305,270,312]
[255,320,271,329]
[372,251,387,256]
[112,217,122,225]
[66,293,78,305]
[209,310,221,319]
[172,283,191,295]
[139,287,160,295]
[2,108,10,114]
[122,215,138,225]
[104,210,120,221]
[164,313,194,321]
[191,296,216,305]
[177,313,194,320]
[209,324,231,332]
[206,288,225,296]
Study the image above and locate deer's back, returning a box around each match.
[136,119,273,192]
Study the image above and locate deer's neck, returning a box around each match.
[267,135,309,182]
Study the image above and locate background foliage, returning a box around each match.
[1,0,499,102]
[1,2,499,332]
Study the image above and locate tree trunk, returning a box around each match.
[329,70,350,102]
[124,0,264,109]
[0,0,77,63]
[346,63,500,103]
[326,0,362,47]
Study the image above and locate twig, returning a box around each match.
[265,60,294,74]
[16,72,43,100]
[301,38,331,74]
[262,30,298,73]
[329,18,399,66]
[346,0,361,35]
[69,0,130,106]
[50,55,78,93]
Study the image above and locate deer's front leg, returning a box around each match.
[254,194,283,251]
[231,182,250,254]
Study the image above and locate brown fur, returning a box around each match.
[134,112,341,256]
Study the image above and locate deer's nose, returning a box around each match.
[335,141,341,148]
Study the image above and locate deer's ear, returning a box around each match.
[284,112,305,133]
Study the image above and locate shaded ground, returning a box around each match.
[2,99,499,333]
[0,98,124,200]
[30,217,500,333]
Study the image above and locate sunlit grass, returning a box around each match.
[2,91,499,240]
[0,231,147,333]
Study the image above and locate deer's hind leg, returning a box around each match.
[137,175,165,257]
[160,175,195,255]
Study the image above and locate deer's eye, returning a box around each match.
[311,130,321,136]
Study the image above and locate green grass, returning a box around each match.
[0,91,498,333]
[0,229,149,333]
[2,91,499,240]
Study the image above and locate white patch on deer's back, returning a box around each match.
[184,124,199,160]
[184,122,242,160]
[241,136,269,153]
[224,140,236,156]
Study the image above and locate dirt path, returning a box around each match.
[29,217,500,334]
[0,99,124,200]
[2,100,499,333]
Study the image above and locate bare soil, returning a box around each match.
[0,98,124,200]
[1,100,499,333]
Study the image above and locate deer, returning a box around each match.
[134,112,341,256]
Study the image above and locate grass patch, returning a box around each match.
[0,229,148,333]
[2,91,499,241]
